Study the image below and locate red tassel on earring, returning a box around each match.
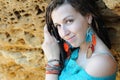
[87,34,96,58]
[92,34,96,46]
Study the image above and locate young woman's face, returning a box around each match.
[51,3,92,47]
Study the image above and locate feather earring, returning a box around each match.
[85,27,96,58]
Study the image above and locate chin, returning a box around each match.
[70,43,79,48]
[71,41,82,48]
[65,40,80,48]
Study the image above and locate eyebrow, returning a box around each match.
[54,15,73,25]
[63,15,73,21]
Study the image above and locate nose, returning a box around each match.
[60,25,70,38]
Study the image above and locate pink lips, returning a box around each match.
[67,35,75,42]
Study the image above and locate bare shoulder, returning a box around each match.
[85,53,117,77]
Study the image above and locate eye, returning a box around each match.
[54,24,61,28]
[66,19,73,24]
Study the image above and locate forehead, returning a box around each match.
[51,3,79,22]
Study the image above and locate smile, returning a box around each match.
[67,35,76,42]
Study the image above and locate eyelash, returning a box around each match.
[55,24,61,28]
[65,19,73,24]
[55,19,74,28]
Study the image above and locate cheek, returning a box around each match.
[74,21,88,36]
[77,31,85,39]
[70,19,85,33]
[74,25,88,41]
[70,25,82,34]
[70,23,82,34]
[77,26,87,39]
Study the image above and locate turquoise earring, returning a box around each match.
[86,27,96,58]
[85,27,94,43]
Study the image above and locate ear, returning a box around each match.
[86,14,93,24]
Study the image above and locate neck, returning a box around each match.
[79,41,90,53]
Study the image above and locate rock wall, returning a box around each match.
[97,0,120,51]
[0,0,119,80]
[103,0,120,15]
[0,0,48,80]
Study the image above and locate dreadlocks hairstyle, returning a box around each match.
[45,0,111,73]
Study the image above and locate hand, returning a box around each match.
[42,25,60,61]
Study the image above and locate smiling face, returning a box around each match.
[51,3,92,47]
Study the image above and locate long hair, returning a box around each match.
[45,0,111,72]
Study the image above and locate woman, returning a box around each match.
[42,0,117,80]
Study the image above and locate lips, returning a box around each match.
[66,35,76,42]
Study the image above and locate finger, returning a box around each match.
[44,25,53,41]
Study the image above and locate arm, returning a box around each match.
[45,59,61,80]
[42,25,60,80]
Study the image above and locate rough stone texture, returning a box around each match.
[0,0,48,80]
[103,0,120,15]
[0,0,119,80]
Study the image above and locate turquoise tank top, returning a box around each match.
[59,48,117,80]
